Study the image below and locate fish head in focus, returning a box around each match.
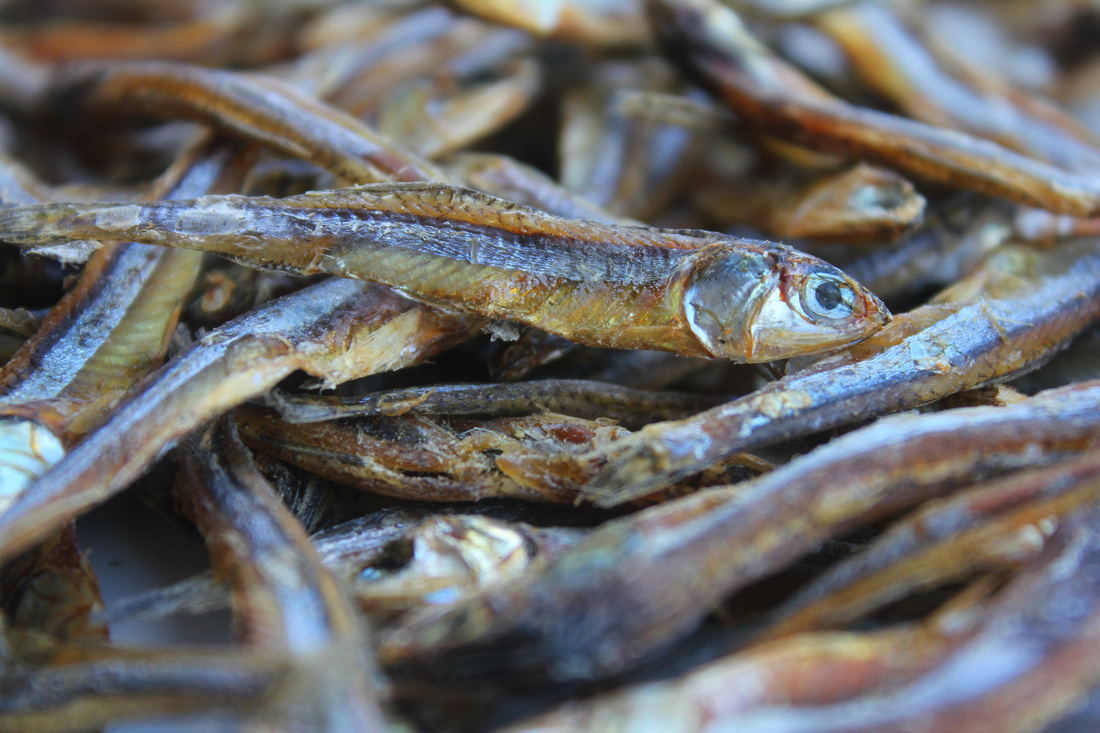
[683,242,890,362]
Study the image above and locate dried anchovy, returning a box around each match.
[817,5,1100,172]
[234,407,634,504]
[173,418,386,730]
[650,0,1100,216]
[696,161,926,244]
[100,505,589,626]
[0,182,889,362]
[266,379,724,429]
[3,2,1100,732]
[59,60,448,184]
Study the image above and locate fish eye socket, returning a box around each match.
[802,274,856,322]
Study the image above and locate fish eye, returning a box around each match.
[801,273,856,322]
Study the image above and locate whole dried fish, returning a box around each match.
[100,506,589,625]
[266,379,724,429]
[0,182,890,362]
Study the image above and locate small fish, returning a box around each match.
[649,0,1100,216]
[0,182,889,363]
[265,379,724,429]
[818,5,1100,172]
[175,418,386,731]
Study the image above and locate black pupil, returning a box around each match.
[815,281,844,311]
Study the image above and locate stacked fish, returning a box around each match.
[2,0,1100,730]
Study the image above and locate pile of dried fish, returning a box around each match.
[3,0,1100,730]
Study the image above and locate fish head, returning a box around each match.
[684,242,889,362]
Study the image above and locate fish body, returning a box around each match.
[0,182,889,362]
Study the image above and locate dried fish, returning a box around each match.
[0,280,474,561]
[0,641,288,733]
[59,60,448,184]
[174,418,386,731]
[315,510,588,618]
[764,448,1100,639]
[0,524,105,643]
[843,194,1013,303]
[101,506,589,625]
[295,6,529,119]
[500,503,1100,732]
[558,61,699,221]
[0,2,1098,731]
[696,162,926,244]
[818,5,1100,171]
[0,182,890,361]
[374,58,541,160]
[650,0,1100,216]
[498,625,954,732]
[379,381,1100,681]
[592,238,1100,503]
[234,406,631,503]
[0,138,244,516]
[266,379,724,429]
[444,0,650,47]
[727,0,907,19]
